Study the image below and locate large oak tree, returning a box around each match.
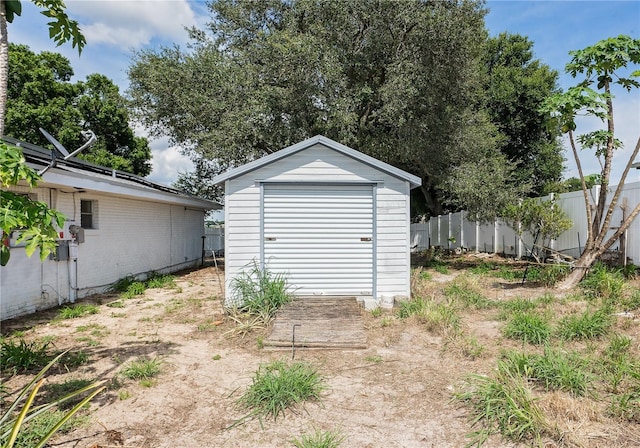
[129,0,518,215]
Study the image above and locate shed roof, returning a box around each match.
[5,137,220,210]
[211,135,422,188]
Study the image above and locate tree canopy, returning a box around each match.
[541,35,640,288]
[6,44,152,176]
[483,33,564,196]
[129,0,520,215]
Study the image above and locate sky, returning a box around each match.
[7,0,640,188]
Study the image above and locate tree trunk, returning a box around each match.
[420,184,443,217]
[0,2,8,137]
[555,250,600,291]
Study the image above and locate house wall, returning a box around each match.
[1,187,206,320]
[224,143,412,307]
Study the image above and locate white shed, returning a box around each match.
[212,135,421,309]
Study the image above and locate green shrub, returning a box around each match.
[0,339,52,373]
[236,360,324,423]
[557,308,612,341]
[110,275,137,293]
[502,312,551,345]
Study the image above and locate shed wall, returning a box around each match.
[224,143,411,306]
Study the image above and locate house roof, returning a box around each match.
[211,135,422,188]
[5,137,220,210]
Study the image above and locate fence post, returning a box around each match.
[475,220,480,253]
[460,211,465,249]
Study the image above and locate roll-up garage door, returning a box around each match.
[263,184,374,296]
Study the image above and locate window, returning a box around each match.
[80,200,96,229]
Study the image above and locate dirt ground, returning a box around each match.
[1,257,639,448]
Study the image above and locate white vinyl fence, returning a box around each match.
[411,181,640,264]
[204,225,224,255]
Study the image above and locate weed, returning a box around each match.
[470,262,494,276]
[446,332,485,360]
[433,263,449,274]
[118,390,131,400]
[110,275,137,293]
[75,337,99,347]
[503,348,590,396]
[197,319,222,332]
[140,379,155,388]
[106,300,125,308]
[235,360,324,423]
[498,297,537,319]
[622,289,640,311]
[61,350,90,368]
[0,339,52,373]
[621,263,638,280]
[57,304,99,319]
[581,262,625,302]
[76,324,109,338]
[379,316,393,328]
[231,261,293,323]
[3,409,88,448]
[526,264,569,287]
[121,358,161,381]
[598,334,637,393]
[493,266,520,281]
[445,278,495,309]
[609,392,640,422]
[456,360,548,445]
[111,312,126,318]
[146,272,176,289]
[370,307,382,318]
[557,308,612,341]
[292,429,345,448]
[121,282,146,299]
[42,379,95,409]
[212,354,222,361]
[365,355,383,364]
[396,297,459,334]
[419,270,432,281]
[502,312,551,345]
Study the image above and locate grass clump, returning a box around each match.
[120,358,162,381]
[502,348,590,396]
[557,308,612,341]
[498,297,538,320]
[292,429,345,448]
[230,262,293,324]
[526,264,569,287]
[502,312,551,345]
[121,281,146,299]
[146,272,176,289]
[598,334,639,393]
[3,409,88,448]
[444,277,495,309]
[456,360,549,446]
[0,339,52,373]
[56,304,99,320]
[396,297,460,334]
[236,360,324,423]
[580,262,625,302]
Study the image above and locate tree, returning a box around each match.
[6,44,152,176]
[541,35,640,289]
[1,0,85,136]
[483,33,564,196]
[128,0,517,216]
[0,0,84,265]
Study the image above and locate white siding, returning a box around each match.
[224,143,412,306]
[1,188,206,320]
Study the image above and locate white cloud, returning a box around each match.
[146,136,194,187]
[67,0,202,48]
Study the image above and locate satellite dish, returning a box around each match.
[37,128,98,175]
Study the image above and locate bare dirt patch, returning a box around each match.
[2,257,639,447]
